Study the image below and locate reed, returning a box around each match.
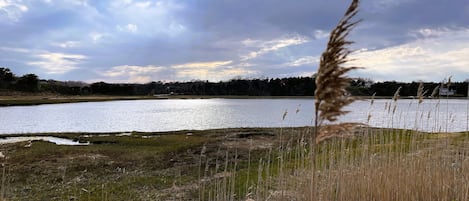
[314,0,361,131]
[202,0,469,200]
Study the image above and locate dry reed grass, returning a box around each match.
[202,0,469,200]
[314,0,361,129]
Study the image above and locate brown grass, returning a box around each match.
[203,0,469,200]
[314,0,361,127]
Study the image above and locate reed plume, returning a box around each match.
[417,82,427,104]
[430,85,440,99]
[392,86,402,102]
[314,0,362,139]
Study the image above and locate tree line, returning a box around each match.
[1,67,468,97]
[0,67,40,92]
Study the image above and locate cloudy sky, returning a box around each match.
[1,0,468,83]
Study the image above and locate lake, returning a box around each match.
[0,98,468,134]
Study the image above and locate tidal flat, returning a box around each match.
[0,128,293,200]
[1,127,468,201]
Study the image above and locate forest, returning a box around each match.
[1,67,468,97]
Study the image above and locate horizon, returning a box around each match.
[1,0,469,83]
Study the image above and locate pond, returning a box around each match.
[0,98,468,134]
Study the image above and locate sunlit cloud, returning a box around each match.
[350,28,469,81]
[172,60,233,69]
[284,56,319,67]
[101,65,163,83]
[241,36,309,60]
[172,60,253,81]
[27,53,87,74]
[176,67,257,81]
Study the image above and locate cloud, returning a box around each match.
[350,28,469,81]
[0,46,30,53]
[169,60,257,81]
[241,36,309,60]
[365,0,414,12]
[98,61,254,83]
[285,56,319,67]
[0,0,28,21]
[117,23,138,33]
[176,67,257,81]
[90,33,106,43]
[27,53,87,74]
[135,1,151,9]
[172,60,232,69]
[53,41,80,48]
[101,65,164,83]
[107,0,186,36]
[313,30,329,39]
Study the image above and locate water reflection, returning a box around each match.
[0,99,467,134]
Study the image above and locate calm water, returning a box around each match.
[0,99,468,134]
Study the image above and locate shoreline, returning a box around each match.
[0,125,465,138]
[0,127,306,138]
[1,94,467,107]
[0,95,314,107]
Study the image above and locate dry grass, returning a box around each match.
[203,0,469,200]
[202,127,469,201]
[314,0,361,127]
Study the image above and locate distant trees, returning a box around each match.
[0,66,468,97]
[1,67,39,92]
[0,67,15,89]
[14,74,39,92]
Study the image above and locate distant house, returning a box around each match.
[439,87,455,96]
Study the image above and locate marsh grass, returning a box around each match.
[202,125,469,201]
[201,0,469,200]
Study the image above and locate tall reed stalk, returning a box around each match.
[312,0,361,199]
[198,0,469,200]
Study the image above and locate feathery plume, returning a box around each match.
[314,0,362,127]
[370,92,376,106]
[417,82,427,104]
[430,85,440,99]
[392,86,402,102]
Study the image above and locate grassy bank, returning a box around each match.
[3,94,467,107]
[0,128,299,200]
[0,127,468,200]
[0,95,166,107]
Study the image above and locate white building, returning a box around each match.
[439,87,455,96]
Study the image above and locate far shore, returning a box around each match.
[0,94,466,107]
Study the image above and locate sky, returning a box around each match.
[1,0,469,83]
